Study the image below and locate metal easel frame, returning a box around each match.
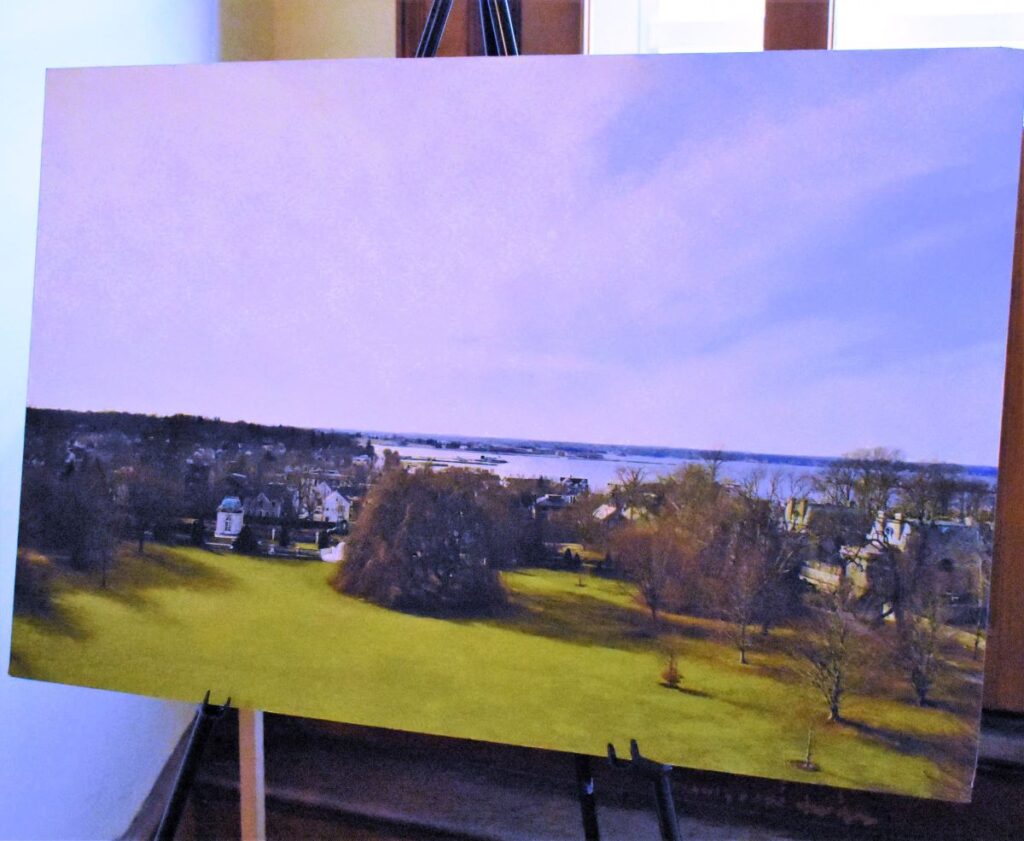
[415,0,520,57]
[154,692,231,841]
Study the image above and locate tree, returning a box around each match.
[802,590,856,722]
[277,524,291,547]
[612,466,648,516]
[334,468,512,614]
[847,447,904,515]
[14,549,55,615]
[701,449,731,482]
[812,459,858,508]
[900,463,964,520]
[611,520,691,626]
[740,498,806,636]
[190,517,206,547]
[861,519,930,633]
[897,592,945,706]
[46,458,117,585]
[381,448,402,473]
[233,524,258,554]
[660,652,681,689]
[726,546,762,664]
[119,465,181,554]
[973,528,994,659]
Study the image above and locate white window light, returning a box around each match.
[589,0,764,55]
[833,0,1024,50]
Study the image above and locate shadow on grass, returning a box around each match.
[840,715,976,798]
[462,585,708,654]
[23,542,239,633]
[96,543,238,608]
[14,597,92,642]
[667,685,712,698]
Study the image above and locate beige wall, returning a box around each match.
[221,0,396,60]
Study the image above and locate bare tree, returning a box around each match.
[611,521,689,627]
[900,462,964,519]
[701,449,730,483]
[119,466,181,554]
[613,466,648,516]
[802,589,856,722]
[897,592,946,706]
[812,459,858,508]
[847,447,904,514]
[726,546,762,665]
[737,467,765,503]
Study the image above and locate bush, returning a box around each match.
[233,524,258,554]
[660,653,681,689]
[14,549,55,615]
[190,517,206,547]
[277,525,291,547]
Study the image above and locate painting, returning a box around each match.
[10,49,1024,800]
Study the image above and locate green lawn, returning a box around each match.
[10,544,982,800]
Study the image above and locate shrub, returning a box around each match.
[233,524,258,554]
[14,549,55,616]
[189,517,206,547]
[660,653,681,689]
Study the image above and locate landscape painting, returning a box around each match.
[10,50,1024,801]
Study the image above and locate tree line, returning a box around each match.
[335,451,992,720]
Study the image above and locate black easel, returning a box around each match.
[415,0,519,58]
[608,740,681,841]
[154,691,231,841]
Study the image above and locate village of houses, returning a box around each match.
[19,407,992,624]
[175,434,992,638]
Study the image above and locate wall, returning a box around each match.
[221,0,397,61]
[0,3,219,838]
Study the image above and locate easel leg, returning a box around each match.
[574,754,601,840]
[653,772,681,841]
[239,709,266,841]
[155,692,229,841]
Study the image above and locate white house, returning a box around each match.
[215,496,245,538]
[321,490,352,524]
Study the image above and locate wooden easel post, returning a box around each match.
[239,709,266,841]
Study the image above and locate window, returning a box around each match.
[589,0,764,55]
[833,0,1024,50]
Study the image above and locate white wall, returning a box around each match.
[0,3,218,838]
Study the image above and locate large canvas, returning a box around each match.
[10,50,1024,801]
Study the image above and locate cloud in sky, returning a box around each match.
[27,49,1024,464]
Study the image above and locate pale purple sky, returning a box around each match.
[28,50,1024,464]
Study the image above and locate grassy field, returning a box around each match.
[9,543,982,800]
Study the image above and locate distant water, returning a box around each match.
[368,439,997,496]
[372,441,821,495]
